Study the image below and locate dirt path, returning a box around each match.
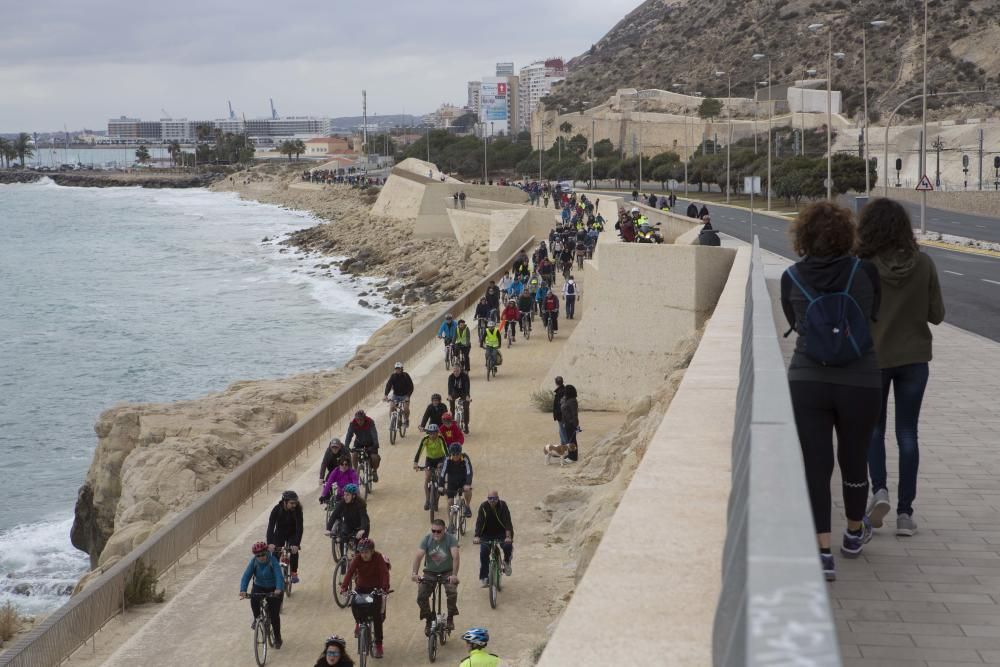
[83,255,620,666]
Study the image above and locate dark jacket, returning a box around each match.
[314,655,355,667]
[319,446,347,482]
[869,250,945,368]
[552,385,566,421]
[420,402,448,429]
[561,396,579,432]
[345,416,379,449]
[474,499,514,540]
[485,285,501,311]
[448,371,471,398]
[780,255,882,387]
[686,203,699,218]
[698,205,709,218]
[266,502,304,547]
[384,371,414,397]
[326,497,371,534]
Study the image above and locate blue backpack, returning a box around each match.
[786,258,873,366]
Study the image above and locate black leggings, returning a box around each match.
[789,381,881,535]
[250,589,283,641]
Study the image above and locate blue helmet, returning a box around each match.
[344,483,359,495]
[462,627,489,647]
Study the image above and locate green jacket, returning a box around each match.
[460,648,501,667]
[414,434,447,463]
[870,250,945,368]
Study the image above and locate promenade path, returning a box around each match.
[74,263,623,666]
[763,249,1000,666]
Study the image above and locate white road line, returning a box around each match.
[984,279,1000,286]
[944,270,964,276]
[978,225,987,228]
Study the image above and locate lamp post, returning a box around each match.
[753,54,772,210]
[808,22,842,200]
[482,124,488,184]
[590,116,596,188]
[919,0,929,234]
[862,20,889,195]
[715,70,732,203]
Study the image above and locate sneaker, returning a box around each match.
[866,488,891,529]
[424,620,432,636]
[374,642,384,659]
[273,639,283,650]
[464,507,472,518]
[372,471,379,483]
[424,501,430,511]
[354,622,360,637]
[480,578,489,587]
[840,516,873,558]
[251,619,257,630]
[820,553,836,582]
[446,617,455,632]
[896,513,918,537]
[560,456,575,467]
[504,561,512,576]
[290,572,300,584]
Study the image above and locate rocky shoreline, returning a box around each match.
[0,170,221,188]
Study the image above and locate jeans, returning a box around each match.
[485,347,498,368]
[454,344,471,371]
[868,362,929,516]
[478,541,513,579]
[557,422,568,446]
[565,295,576,319]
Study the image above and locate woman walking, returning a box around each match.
[857,198,945,537]
[781,202,882,582]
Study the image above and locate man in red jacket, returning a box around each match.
[341,538,391,659]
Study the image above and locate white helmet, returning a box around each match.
[394,361,404,369]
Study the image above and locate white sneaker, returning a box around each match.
[480,578,489,588]
[866,489,891,529]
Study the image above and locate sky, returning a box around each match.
[0,0,642,133]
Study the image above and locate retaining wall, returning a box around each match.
[872,187,1000,219]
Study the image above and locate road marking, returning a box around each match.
[944,270,964,276]
[984,279,1000,286]
[951,221,960,224]
[978,225,987,229]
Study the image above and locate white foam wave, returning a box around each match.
[0,517,89,615]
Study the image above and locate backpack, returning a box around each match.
[565,281,576,296]
[785,258,873,366]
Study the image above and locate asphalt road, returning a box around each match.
[673,198,1000,342]
[895,199,1000,243]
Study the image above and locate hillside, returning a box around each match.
[546,0,1000,121]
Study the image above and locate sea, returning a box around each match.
[0,179,389,614]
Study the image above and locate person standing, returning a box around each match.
[780,202,882,582]
[857,198,945,537]
[559,385,580,462]
[686,202,699,218]
[459,191,467,209]
[552,377,567,446]
[453,192,460,208]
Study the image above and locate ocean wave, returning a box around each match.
[0,517,89,615]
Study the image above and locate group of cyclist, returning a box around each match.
[615,206,665,244]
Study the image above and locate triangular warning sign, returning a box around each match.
[915,175,934,191]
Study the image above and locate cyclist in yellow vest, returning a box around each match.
[483,320,501,371]
[454,319,472,371]
[459,627,500,667]
[413,423,448,511]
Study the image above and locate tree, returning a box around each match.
[559,121,574,134]
[167,140,182,167]
[566,133,588,156]
[647,151,681,188]
[278,140,295,161]
[292,139,305,160]
[697,98,723,121]
[592,138,615,159]
[0,137,12,168]
[13,133,34,166]
[135,145,152,164]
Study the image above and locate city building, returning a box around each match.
[517,58,566,133]
[304,137,353,156]
[106,115,332,142]
[495,62,514,76]
[430,103,469,129]
[478,75,520,137]
[467,81,481,114]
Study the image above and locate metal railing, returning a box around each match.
[0,238,535,667]
[712,239,840,667]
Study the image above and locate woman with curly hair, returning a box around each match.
[857,198,945,538]
[781,201,882,582]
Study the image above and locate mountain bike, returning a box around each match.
[453,397,468,434]
[388,397,407,445]
[324,487,339,529]
[278,545,294,598]
[504,322,514,348]
[419,575,452,662]
[443,340,455,370]
[484,540,505,610]
[352,589,391,667]
[355,450,373,499]
[246,593,278,666]
[485,348,497,381]
[417,465,442,522]
[520,311,531,341]
[476,317,487,347]
[331,533,357,609]
[447,495,469,544]
[545,312,555,341]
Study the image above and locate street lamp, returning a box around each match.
[808,22,837,200]
[919,0,929,234]
[862,19,889,195]
[715,70,732,202]
[752,54,772,210]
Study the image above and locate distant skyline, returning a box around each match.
[0,0,641,133]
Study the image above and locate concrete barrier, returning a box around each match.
[869,187,1000,219]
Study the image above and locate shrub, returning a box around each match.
[530,389,555,413]
[0,602,21,642]
[124,560,165,608]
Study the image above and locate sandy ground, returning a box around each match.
[66,230,623,666]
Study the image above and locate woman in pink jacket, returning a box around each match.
[320,456,360,505]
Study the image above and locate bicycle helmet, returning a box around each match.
[393,361,404,369]
[431,393,441,401]
[445,314,453,321]
[448,443,462,455]
[354,409,366,419]
[325,635,348,650]
[425,423,440,433]
[251,541,269,555]
[462,627,489,647]
[356,537,375,552]
[281,490,299,502]
[441,412,453,422]
[487,320,497,328]
[343,483,359,495]
[329,437,343,448]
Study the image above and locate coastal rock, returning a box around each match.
[13,583,31,596]
[358,299,371,308]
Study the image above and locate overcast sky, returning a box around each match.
[0,0,642,133]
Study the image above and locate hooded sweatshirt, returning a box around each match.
[780,255,882,387]
[869,249,945,368]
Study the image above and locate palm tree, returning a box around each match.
[292,139,306,160]
[0,137,11,168]
[278,140,294,161]
[135,145,151,164]
[167,140,181,167]
[13,133,34,167]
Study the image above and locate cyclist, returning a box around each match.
[439,412,465,447]
[339,538,390,660]
[419,393,447,431]
[313,635,352,666]
[534,279,549,314]
[413,424,448,511]
[473,490,514,586]
[319,437,348,486]
[507,274,524,299]
[453,319,472,371]
[484,280,501,316]
[437,314,458,361]
[383,361,414,427]
[345,410,381,483]
[473,298,492,347]
[500,300,520,343]
[482,320,501,371]
[562,276,580,320]
[541,290,560,334]
[411,518,460,635]
[516,288,533,334]
[438,443,473,518]
[319,455,359,506]
[512,251,530,278]
[324,483,370,542]
[459,627,501,667]
[266,490,303,584]
[239,541,285,650]
[447,365,472,434]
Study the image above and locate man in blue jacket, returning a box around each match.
[240,541,285,649]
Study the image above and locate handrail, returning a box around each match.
[0,237,535,667]
[712,239,840,666]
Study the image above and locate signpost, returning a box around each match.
[915,174,934,191]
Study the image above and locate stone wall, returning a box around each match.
[872,186,1000,219]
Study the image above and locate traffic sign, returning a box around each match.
[915,175,934,191]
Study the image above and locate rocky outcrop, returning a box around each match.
[0,171,42,185]
[49,172,221,188]
[71,312,435,570]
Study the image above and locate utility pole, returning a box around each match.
[932,136,944,187]
[919,0,929,234]
[826,29,833,200]
[590,117,595,187]
[362,89,368,173]
[978,128,984,191]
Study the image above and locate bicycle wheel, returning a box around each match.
[333,558,350,608]
[282,563,293,599]
[524,319,530,340]
[357,625,369,667]
[459,504,467,536]
[485,360,492,382]
[427,629,438,663]
[364,460,373,496]
[389,412,397,445]
[254,616,269,665]
[399,414,407,438]
[489,558,499,609]
[358,464,369,500]
[547,320,554,342]
[330,530,339,561]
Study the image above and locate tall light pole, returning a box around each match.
[590,116,596,187]
[482,124,488,184]
[919,0,929,234]
[753,54,772,210]
[862,20,889,196]
[716,70,732,202]
[425,126,430,164]
[809,23,837,200]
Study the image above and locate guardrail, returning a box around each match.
[0,237,535,667]
[712,239,841,666]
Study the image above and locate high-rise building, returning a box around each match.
[495,62,515,76]
[107,115,332,141]
[467,81,482,114]
[517,58,567,133]
[478,75,519,137]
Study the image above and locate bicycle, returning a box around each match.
[520,311,532,341]
[442,340,455,370]
[476,317,487,347]
[417,465,442,522]
[419,575,452,662]
[388,397,407,445]
[355,449,374,499]
[331,533,358,609]
[351,589,391,667]
[446,495,469,544]
[484,348,497,381]
[504,323,514,349]
[246,593,278,666]
[277,545,295,598]
[324,486,339,529]
[484,540,505,609]
[545,312,555,341]
[561,259,573,281]
[452,397,468,435]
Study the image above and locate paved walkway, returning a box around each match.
[764,250,1000,666]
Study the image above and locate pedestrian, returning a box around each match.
[543,385,579,464]
[781,201,882,583]
[698,204,709,219]
[686,202,699,218]
[857,198,945,537]
[459,191,467,209]
[552,377,567,445]
[453,191,459,208]
[562,276,579,319]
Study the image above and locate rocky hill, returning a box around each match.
[546,0,1000,121]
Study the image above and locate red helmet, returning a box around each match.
[357,538,375,552]
[251,541,268,555]
[441,412,453,422]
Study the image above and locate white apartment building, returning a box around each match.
[517,58,566,133]
[107,116,332,141]
[495,62,514,76]
[467,81,481,114]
